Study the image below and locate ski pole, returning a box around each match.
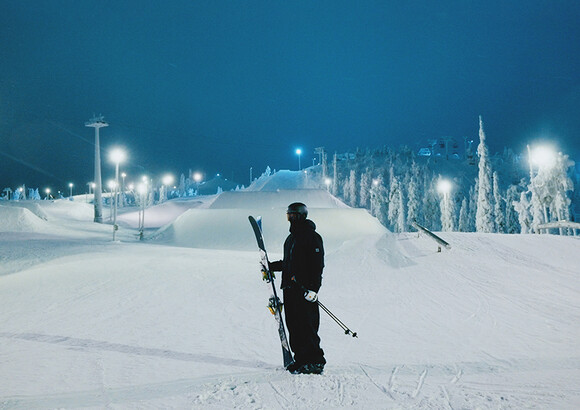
[317,300,358,338]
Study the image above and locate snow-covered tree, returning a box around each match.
[369,175,389,227]
[475,116,495,232]
[30,188,41,200]
[359,170,371,209]
[530,151,574,234]
[458,197,470,232]
[493,171,506,233]
[467,184,477,232]
[178,174,186,197]
[348,169,357,207]
[438,177,455,232]
[388,175,406,232]
[406,162,421,225]
[395,187,406,232]
[529,184,545,233]
[342,177,350,205]
[332,152,338,196]
[422,179,441,231]
[505,183,522,234]
[513,191,532,234]
[321,151,328,182]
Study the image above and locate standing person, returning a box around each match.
[269,202,326,374]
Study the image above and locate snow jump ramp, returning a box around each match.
[150,190,387,252]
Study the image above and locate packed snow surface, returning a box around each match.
[1,171,579,409]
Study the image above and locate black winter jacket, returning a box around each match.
[270,219,324,292]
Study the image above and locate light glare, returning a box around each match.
[437,179,452,194]
[110,148,126,164]
[530,146,556,169]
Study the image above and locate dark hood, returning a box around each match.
[290,218,316,234]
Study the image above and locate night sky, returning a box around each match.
[1,1,579,192]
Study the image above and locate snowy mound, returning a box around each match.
[40,200,94,221]
[116,198,211,229]
[152,173,386,251]
[247,169,321,191]
[209,189,348,210]
[0,201,49,220]
[0,205,50,232]
[151,206,386,252]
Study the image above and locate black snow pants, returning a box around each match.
[284,287,325,365]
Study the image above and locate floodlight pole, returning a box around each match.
[85,115,109,223]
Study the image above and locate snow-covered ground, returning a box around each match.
[1,171,579,409]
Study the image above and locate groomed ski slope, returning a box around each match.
[0,171,579,409]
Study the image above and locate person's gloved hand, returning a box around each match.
[304,290,318,303]
[260,263,273,281]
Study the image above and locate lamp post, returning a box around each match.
[296,148,302,170]
[68,183,74,198]
[85,115,108,223]
[137,182,147,240]
[120,172,127,207]
[45,188,51,200]
[110,148,126,241]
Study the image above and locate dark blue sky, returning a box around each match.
[1,0,579,191]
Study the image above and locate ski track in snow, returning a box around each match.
[3,365,578,409]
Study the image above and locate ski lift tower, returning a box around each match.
[85,115,108,223]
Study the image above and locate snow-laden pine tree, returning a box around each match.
[438,177,455,232]
[178,174,186,197]
[342,177,350,205]
[331,153,338,196]
[475,116,495,232]
[396,186,406,232]
[406,162,421,225]
[493,171,506,233]
[505,183,522,234]
[467,184,477,232]
[552,153,574,225]
[458,197,470,232]
[321,151,328,182]
[359,170,371,209]
[513,191,532,234]
[422,178,441,231]
[159,185,167,203]
[531,151,574,234]
[370,174,389,226]
[529,181,545,233]
[388,175,406,232]
[348,169,357,207]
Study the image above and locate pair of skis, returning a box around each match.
[248,216,294,369]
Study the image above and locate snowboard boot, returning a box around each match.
[286,361,302,374]
[289,363,324,375]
